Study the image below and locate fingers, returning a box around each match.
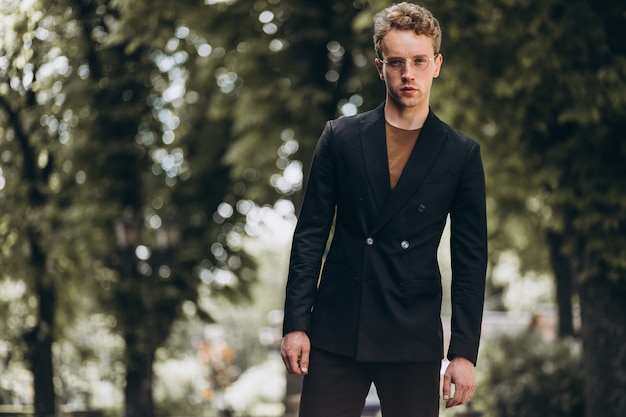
[445,382,474,408]
[442,370,452,403]
[281,343,300,374]
[298,346,310,373]
[281,331,310,375]
[443,358,476,408]
[281,348,298,374]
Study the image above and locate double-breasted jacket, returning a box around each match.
[283,103,487,364]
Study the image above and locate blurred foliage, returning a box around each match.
[423,2,626,414]
[424,0,626,281]
[474,331,584,417]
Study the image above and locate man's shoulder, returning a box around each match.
[328,103,384,130]
[430,113,480,149]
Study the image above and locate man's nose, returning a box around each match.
[401,64,415,78]
[400,61,417,77]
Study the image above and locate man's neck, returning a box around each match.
[384,100,429,130]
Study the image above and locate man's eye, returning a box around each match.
[414,57,428,65]
[388,60,404,67]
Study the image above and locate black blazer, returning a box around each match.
[283,103,487,364]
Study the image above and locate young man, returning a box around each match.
[281,3,487,417]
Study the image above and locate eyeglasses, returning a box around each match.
[380,54,439,72]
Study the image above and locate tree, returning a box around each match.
[421,0,626,415]
[66,1,259,415]
[1,0,258,415]
[0,1,102,414]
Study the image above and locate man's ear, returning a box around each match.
[433,53,443,78]
[375,58,384,80]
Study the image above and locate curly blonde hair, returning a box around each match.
[373,2,442,59]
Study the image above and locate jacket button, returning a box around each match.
[400,240,410,249]
[351,277,359,286]
[366,237,374,245]
[418,204,426,212]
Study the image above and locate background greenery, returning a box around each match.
[474,331,584,417]
[1,0,624,416]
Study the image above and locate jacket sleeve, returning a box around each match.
[283,121,337,335]
[447,141,488,365]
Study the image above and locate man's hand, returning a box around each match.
[442,356,476,408]
[281,331,311,375]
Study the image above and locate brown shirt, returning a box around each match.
[386,121,421,189]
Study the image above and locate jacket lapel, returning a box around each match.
[360,103,390,214]
[371,109,449,234]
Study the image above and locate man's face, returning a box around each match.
[375,29,443,111]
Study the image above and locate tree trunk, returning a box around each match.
[580,278,626,417]
[30,329,56,417]
[124,359,154,417]
[546,230,575,337]
[26,228,57,417]
[3,55,58,416]
[117,253,155,417]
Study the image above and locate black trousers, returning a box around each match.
[299,347,440,417]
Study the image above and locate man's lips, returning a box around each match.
[401,87,417,93]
